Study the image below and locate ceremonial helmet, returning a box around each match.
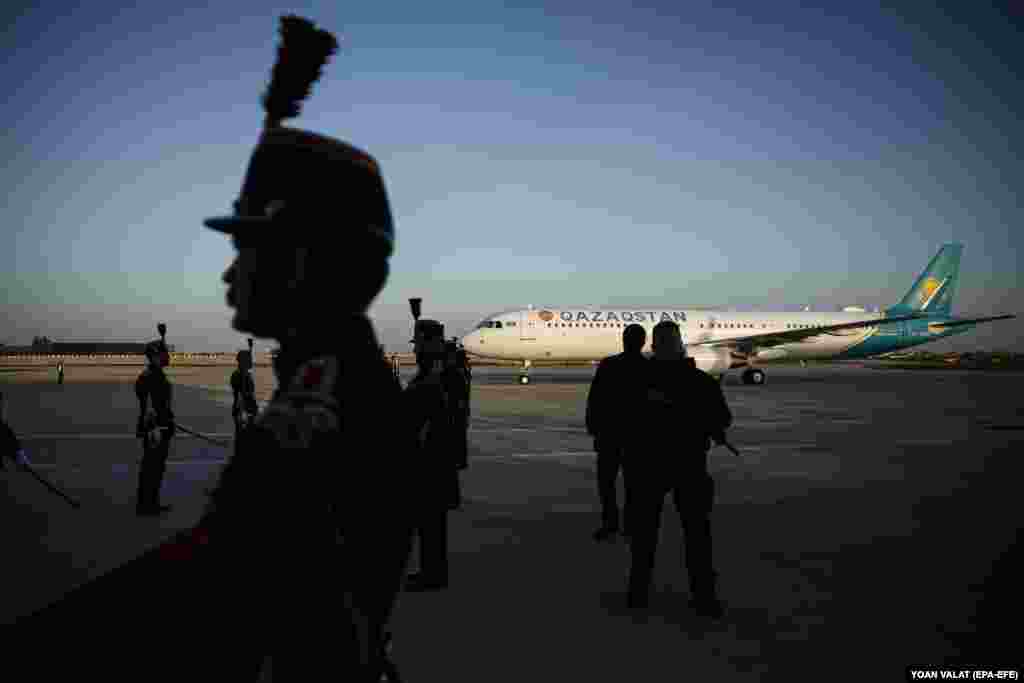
[412,319,445,343]
[203,16,393,255]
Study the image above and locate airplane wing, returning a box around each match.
[688,313,925,354]
[925,314,1016,329]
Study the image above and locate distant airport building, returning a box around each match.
[50,342,152,355]
[0,342,174,356]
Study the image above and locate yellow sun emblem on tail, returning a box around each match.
[918,276,941,306]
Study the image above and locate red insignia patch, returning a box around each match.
[303,363,324,389]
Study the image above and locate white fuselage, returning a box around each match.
[461,308,884,364]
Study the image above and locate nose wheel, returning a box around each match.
[741,368,766,385]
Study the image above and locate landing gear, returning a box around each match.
[519,359,531,385]
[741,368,766,385]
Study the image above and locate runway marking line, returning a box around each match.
[20,433,235,440]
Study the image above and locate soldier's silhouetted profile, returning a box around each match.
[585,323,648,542]
[625,320,732,617]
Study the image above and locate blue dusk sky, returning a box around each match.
[2,1,1020,352]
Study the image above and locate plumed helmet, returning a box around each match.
[203,16,393,256]
[413,319,445,343]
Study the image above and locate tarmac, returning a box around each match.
[1,362,1021,679]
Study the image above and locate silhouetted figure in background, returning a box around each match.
[403,319,460,591]
[135,338,175,516]
[585,323,648,542]
[625,320,732,616]
[56,361,64,385]
[230,347,258,442]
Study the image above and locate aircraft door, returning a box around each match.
[520,311,537,342]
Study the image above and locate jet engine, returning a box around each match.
[686,347,736,374]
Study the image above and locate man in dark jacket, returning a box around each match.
[626,320,732,617]
[585,323,648,541]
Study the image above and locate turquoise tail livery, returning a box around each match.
[890,242,961,315]
[837,242,1015,359]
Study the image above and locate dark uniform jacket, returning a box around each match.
[404,363,464,508]
[17,316,414,680]
[198,316,414,665]
[639,356,732,478]
[585,351,650,445]
[135,366,174,433]
[443,364,470,470]
[229,368,259,420]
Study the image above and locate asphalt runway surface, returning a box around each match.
[1,363,1021,679]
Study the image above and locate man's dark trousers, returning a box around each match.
[596,441,628,533]
[415,508,448,583]
[627,465,715,601]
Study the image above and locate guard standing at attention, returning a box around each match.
[585,323,648,541]
[134,324,176,516]
[11,18,414,682]
[403,316,459,591]
[196,14,414,678]
[230,338,259,442]
[625,320,732,617]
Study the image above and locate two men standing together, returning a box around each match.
[586,321,733,617]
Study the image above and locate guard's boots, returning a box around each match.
[404,571,448,592]
[688,571,723,619]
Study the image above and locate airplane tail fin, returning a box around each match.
[890,243,962,315]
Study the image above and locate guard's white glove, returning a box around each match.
[15,449,30,466]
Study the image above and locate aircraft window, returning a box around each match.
[508,321,516,327]
[494,321,503,328]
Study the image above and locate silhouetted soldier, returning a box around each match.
[625,320,732,617]
[13,19,413,681]
[585,323,648,542]
[197,15,414,678]
[230,343,259,442]
[135,333,175,516]
[403,319,460,591]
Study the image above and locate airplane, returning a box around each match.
[459,243,1015,385]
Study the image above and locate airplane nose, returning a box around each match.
[460,332,479,353]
